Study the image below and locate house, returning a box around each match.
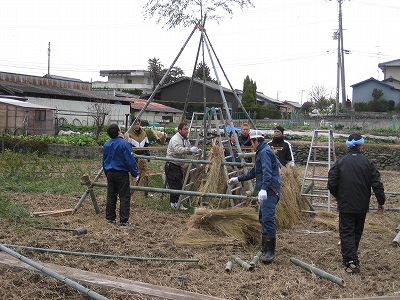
[0,71,132,126]
[156,77,238,112]
[351,77,400,106]
[281,100,301,113]
[350,59,400,107]
[127,98,183,125]
[93,70,153,95]
[0,96,56,136]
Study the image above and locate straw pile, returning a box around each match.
[175,207,261,247]
[275,165,307,228]
[130,158,148,197]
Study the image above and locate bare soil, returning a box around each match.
[1,169,400,300]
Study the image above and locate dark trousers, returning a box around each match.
[165,162,183,204]
[339,212,367,265]
[106,171,131,223]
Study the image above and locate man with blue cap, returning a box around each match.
[327,133,385,274]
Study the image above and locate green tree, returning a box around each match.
[194,61,217,83]
[301,101,313,114]
[242,75,257,110]
[372,88,384,100]
[161,66,185,85]
[148,57,164,90]
[143,0,254,30]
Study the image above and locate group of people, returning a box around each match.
[102,120,386,274]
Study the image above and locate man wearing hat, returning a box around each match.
[268,125,295,167]
[227,129,281,263]
[327,133,385,274]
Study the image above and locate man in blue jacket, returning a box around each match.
[328,133,385,274]
[103,124,139,227]
[227,130,281,263]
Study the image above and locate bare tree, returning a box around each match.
[88,100,111,142]
[143,0,254,29]
[307,84,334,112]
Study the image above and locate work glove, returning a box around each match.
[258,189,267,204]
[227,177,239,185]
[133,176,139,182]
[190,146,199,154]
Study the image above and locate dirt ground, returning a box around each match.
[1,169,400,300]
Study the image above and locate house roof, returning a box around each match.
[127,98,183,113]
[378,59,400,70]
[283,100,301,108]
[350,77,396,89]
[0,97,56,110]
[0,80,125,102]
[100,70,150,77]
[160,77,233,94]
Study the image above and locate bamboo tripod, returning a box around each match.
[74,18,257,213]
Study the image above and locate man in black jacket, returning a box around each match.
[267,126,294,167]
[327,133,385,274]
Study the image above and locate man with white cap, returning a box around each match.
[327,133,385,274]
[227,129,281,263]
[268,125,295,167]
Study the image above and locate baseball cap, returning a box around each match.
[250,130,264,139]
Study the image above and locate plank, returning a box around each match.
[31,209,74,217]
[0,252,226,300]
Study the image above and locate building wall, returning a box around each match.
[352,81,400,105]
[383,67,400,80]
[28,97,130,126]
[0,102,55,135]
[160,80,239,112]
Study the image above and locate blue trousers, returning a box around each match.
[258,190,279,237]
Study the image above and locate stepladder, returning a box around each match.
[177,108,252,208]
[301,129,336,212]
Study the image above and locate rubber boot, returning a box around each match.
[261,236,276,264]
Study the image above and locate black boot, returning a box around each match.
[261,236,276,264]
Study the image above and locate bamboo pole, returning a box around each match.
[250,251,263,267]
[231,255,254,272]
[134,154,253,168]
[80,175,256,202]
[225,261,233,273]
[290,257,346,287]
[393,231,400,246]
[3,244,199,263]
[0,244,109,300]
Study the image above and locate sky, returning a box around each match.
[1,0,399,104]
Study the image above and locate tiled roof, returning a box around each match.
[127,98,183,113]
[350,77,396,89]
[0,80,124,101]
[378,59,400,68]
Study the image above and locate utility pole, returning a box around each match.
[276,91,280,101]
[47,42,51,76]
[330,0,348,115]
[300,90,305,106]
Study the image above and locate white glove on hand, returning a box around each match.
[133,176,139,182]
[258,189,267,203]
[190,146,198,154]
[227,177,239,185]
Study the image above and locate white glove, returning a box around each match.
[190,146,198,154]
[227,177,239,185]
[258,189,267,203]
[133,176,139,182]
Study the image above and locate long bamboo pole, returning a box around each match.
[0,244,109,300]
[80,175,256,202]
[3,244,199,263]
[290,257,346,287]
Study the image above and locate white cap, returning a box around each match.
[249,130,263,139]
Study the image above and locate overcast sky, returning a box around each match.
[1,0,399,104]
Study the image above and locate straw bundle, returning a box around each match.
[275,166,307,228]
[130,158,148,196]
[176,207,261,247]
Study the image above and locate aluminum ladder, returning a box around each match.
[300,129,336,212]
